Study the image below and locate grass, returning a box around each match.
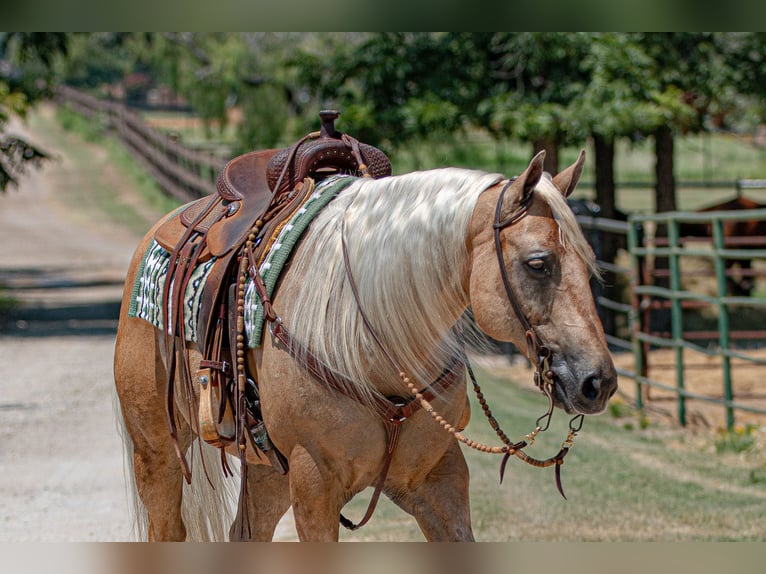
[37,105,182,235]
[338,366,766,541]
[139,109,766,209]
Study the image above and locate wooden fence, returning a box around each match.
[56,85,224,203]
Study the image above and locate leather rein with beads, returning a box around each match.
[340,178,585,505]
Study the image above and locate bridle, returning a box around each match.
[253,174,586,533]
[490,177,586,486]
[493,178,553,391]
[340,177,586,507]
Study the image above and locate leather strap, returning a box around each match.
[492,179,554,390]
[249,262,461,530]
[161,195,225,483]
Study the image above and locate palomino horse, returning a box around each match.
[114,151,617,541]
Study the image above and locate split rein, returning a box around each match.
[340,178,586,502]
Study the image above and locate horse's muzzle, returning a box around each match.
[552,360,618,415]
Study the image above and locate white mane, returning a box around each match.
[282,168,594,406]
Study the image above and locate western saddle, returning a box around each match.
[155,111,391,482]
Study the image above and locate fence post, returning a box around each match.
[627,216,644,411]
[667,219,686,426]
[711,218,735,430]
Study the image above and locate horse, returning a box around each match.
[679,196,766,296]
[113,150,618,541]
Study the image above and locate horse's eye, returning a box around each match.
[527,258,546,271]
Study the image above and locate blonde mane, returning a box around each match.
[535,173,600,278]
[282,168,595,406]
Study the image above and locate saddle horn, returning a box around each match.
[266,110,391,195]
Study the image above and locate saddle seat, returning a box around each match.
[154,147,280,260]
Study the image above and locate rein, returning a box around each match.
[339,178,586,507]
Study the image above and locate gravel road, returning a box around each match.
[0,116,140,541]
[0,108,302,542]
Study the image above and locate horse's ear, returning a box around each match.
[519,150,546,202]
[552,149,586,198]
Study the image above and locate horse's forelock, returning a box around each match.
[534,175,601,280]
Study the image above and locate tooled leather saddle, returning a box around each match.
[156,111,391,481]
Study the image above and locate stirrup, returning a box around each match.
[197,366,236,448]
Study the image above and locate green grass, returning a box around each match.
[389,131,766,213]
[137,107,766,215]
[337,367,765,541]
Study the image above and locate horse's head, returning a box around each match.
[467,151,617,415]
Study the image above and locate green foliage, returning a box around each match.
[606,398,651,431]
[0,286,16,319]
[714,424,759,454]
[56,104,106,141]
[0,33,68,191]
[55,33,132,89]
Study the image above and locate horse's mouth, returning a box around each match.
[551,376,609,416]
[550,381,578,415]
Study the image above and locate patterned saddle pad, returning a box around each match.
[128,175,354,347]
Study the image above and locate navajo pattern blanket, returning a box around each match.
[128,175,355,347]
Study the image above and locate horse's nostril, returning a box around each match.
[581,375,600,402]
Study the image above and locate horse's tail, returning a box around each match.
[180,443,239,541]
[113,391,238,541]
[113,390,149,541]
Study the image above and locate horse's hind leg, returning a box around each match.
[229,463,292,541]
[388,440,475,541]
[115,317,189,541]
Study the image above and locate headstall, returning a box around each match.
[340,177,586,506]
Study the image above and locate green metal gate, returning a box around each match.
[626,208,766,429]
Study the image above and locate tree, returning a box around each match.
[295,33,497,152]
[480,33,594,174]
[0,33,68,192]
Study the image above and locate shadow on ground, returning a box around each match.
[0,266,124,338]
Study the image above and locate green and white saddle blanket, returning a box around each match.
[128,175,355,347]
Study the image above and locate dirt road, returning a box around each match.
[0,111,142,541]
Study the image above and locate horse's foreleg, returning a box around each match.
[389,440,475,541]
[229,463,292,541]
[287,445,344,541]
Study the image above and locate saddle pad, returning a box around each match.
[128,239,215,342]
[245,174,355,347]
[128,175,356,346]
